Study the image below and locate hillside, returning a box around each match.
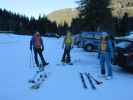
[109,0,133,17]
[47,8,79,26]
[47,2,133,27]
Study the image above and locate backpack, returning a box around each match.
[65,37,72,46]
[100,40,108,52]
[34,36,41,48]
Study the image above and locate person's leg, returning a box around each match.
[38,49,47,66]
[106,53,112,77]
[100,53,105,75]
[61,47,67,62]
[66,46,71,63]
[33,48,39,67]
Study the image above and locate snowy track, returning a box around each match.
[0,34,133,100]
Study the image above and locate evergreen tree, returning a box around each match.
[77,0,112,31]
[119,13,129,36]
[0,8,58,35]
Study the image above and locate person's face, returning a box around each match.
[67,32,71,37]
[35,32,40,37]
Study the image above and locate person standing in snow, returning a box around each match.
[99,33,113,79]
[30,32,48,68]
[61,31,73,64]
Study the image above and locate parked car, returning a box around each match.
[73,32,89,48]
[125,31,133,36]
[113,39,133,70]
[44,33,60,38]
[115,32,133,40]
[73,34,81,46]
[82,38,98,52]
[125,34,133,39]
[73,32,110,52]
[82,32,107,52]
[73,32,108,51]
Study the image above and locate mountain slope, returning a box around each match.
[109,0,133,17]
[47,8,79,26]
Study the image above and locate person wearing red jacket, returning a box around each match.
[30,32,48,68]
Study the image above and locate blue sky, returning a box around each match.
[0,0,78,18]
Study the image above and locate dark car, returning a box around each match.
[113,39,133,70]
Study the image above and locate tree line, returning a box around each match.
[1,0,133,37]
[0,8,69,36]
[71,0,132,36]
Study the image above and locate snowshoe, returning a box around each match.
[29,73,47,90]
[38,63,49,71]
[31,84,40,89]
[29,80,36,84]
[106,76,113,80]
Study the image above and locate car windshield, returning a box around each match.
[81,32,103,39]
[116,41,131,48]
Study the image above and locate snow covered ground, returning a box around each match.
[0,33,133,100]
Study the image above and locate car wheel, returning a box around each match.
[76,41,80,48]
[77,41,82,48]
[85,44,93,52]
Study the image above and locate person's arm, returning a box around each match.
[30,37,33,51]
[71,37,74,48]
[108,40,113,59]
[41,38,44,51]
[62,37,65,49]
[97,41,101,58]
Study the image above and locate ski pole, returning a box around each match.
[29,51,32,68]
[31,50,35,68]
[87,73,103,85]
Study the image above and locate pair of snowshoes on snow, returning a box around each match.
[29,63,50,90]
[29,74,48,89]
[29,63,49,89]
[37,62,49,72]
[29,72,48,89]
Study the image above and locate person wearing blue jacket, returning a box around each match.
[99,33,113,79]
[30,32,48,67]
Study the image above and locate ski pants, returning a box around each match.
[33,48,46,67]
[62,46,71,63]
[100,52,112,76]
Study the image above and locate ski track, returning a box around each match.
[0,33,133,100]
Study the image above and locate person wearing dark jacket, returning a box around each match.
[30,32,48,67]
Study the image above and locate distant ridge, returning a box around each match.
[47,8,79,26]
